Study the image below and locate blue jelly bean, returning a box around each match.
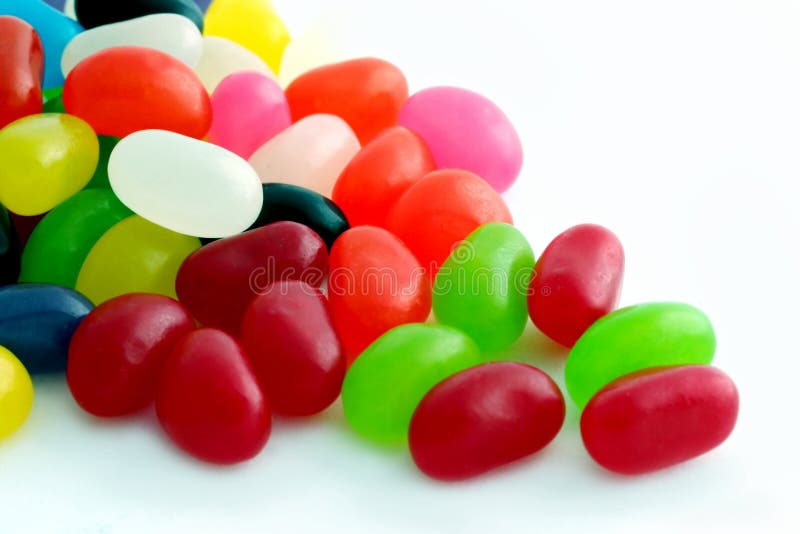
[0,283,93,373]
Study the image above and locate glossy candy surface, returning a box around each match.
[109,130,263,238]
[67,294,195,417]
[156,329,271,464]
[332,126,435,228]
[529,224,625,347]
[433,223,534,352]
[240,281,345,416]
[63,47,212,139]
[194,36,274,93]
[0,204,21,286]
[399,87,523,193]
[342,324,482,444]
[0,114,98,216]
[0,346,34,439]
[581,365,738,474]
[0,16,44,129]
[76,216,200,304]
[565,302,717,408]
[410,362,565,481]
[74,0,204,31]
[84,135,118,189]
[176,221,328,334]
[0,284,93,373]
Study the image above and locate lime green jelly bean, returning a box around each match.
[20,189,132,287]
[76,215,200,304]
[342,323,482,444]
[0,114,98,215]
[84,136,119,190]
[42,88,65,114]
[565,302,716,408]
[433,222,534,352]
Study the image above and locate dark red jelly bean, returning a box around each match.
[0,16,44,129]
[409,362,565,481]
[580,365,739,475]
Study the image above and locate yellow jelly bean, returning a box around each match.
[76,216,200,304]
[0,114,98,216]
[204,0,290,74]
[0,346,34,440]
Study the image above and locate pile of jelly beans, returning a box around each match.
[0,0,738,480]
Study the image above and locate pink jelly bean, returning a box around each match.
[398,86,523,193]
[207,71,291,159]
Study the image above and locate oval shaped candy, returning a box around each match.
[20,189,132,288]
[0,283,93,373]
[156,328,271,464]
[194,36,275,93]
[332,126,435,228]
[581,365,738,474]
[529,224,625,348]
[63,46,211,139]
[342,324,482,444]
[241,280,345,416]
[249,114,360,197]
[68,293,195,417]
[0,346,34,440]
[278,20,341,87]
[74,0,203,31]
[109,130,262,238]
[565,302,717,408]
[399,87,523,193]
[433,223,534,352]
[286,58,408,145]
[0,114,98,215]
[0,203,21,286]
[76,215,200,304]
[0,16,44,129]
[61,13,202,76]
[41,86,65,114]
[410,362,565,481]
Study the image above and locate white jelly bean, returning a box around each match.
[194,36,275,93]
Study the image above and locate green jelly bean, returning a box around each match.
[565,302,716,408]
[342,323,482,444]
[432,222,534,352]
[84,136,119,189]
[20,189,133,288]
[42,90,65,114]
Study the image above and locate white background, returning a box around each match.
[2,1,798,532]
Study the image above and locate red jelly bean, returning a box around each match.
[387,169,513,278]
[328,226,431,362]
[156,328,271,464]
[285,58,408,144]
[67,293,195,417]
[409,362,565,481]
[63,46,211,138]
[240,280,345,416]
[528,224,625,347]
[176,221,328,335]
[332,126,435,228]
[580,365,739,475]
[0,16,44,129]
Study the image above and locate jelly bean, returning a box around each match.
[565,302,716,408]
[581,365,738,474]
[76,216,200,304]
[0,283,93,373]
[67,294,195,417]
[332,126,435,228]
[0,346,34,440]
[42,87,65,114]
[109,130,262,238]
[0,0,82,89]
[61,14,203,76]
[74,0,203,31]
[176,221,327,334]
[399,87,523,193]
[0,113,98,216]
[387,169,513,278]
[156,328,271,464]
[249,114,360,197]
[409,362,565,481]
[194,36,275,93]
[63,47,212,139]
[0,16,44,129]
[433,222,534,352]
[204,0,289,74]
[0,203,21,286]
[20,189,132,288]
[240,280,345,416]
[278,19,342,87]
[529,224,625,348]
[286,58,408,145]
[328,226,431,363]
[84,135,118,189]
[45,0,66,9]
[207,71,291,159]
